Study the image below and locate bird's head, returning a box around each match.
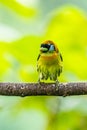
[40,40,58,53]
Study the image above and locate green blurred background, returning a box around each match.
[0,0,87,130]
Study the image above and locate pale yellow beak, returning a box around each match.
[40,47,48,52]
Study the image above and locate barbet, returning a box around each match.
[37,40,63,83]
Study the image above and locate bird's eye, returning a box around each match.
[48,43,51,46]
[41,44,44,47]
[40,44,51,49]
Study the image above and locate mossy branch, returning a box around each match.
[0,82,87,97]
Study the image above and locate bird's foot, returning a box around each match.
[55,80,59,91]
[37,78,41,88]
[37,78,44,88]
[38,78,40,84]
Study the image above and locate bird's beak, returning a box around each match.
[40,47,48,52]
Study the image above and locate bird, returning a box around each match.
[37,40,63,84]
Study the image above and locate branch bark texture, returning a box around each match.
[0,82,87,97]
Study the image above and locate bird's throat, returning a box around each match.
[41,52,58,61]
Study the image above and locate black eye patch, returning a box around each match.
[40,44,50,49]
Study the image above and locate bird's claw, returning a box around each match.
[55,80,59,91]
[37,78,41,88]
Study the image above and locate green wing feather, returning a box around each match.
[37,54,40,61]
[60,53,63,61]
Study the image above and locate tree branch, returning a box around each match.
[0,82,87,97]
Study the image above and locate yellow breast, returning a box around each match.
[38,52,59,66]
